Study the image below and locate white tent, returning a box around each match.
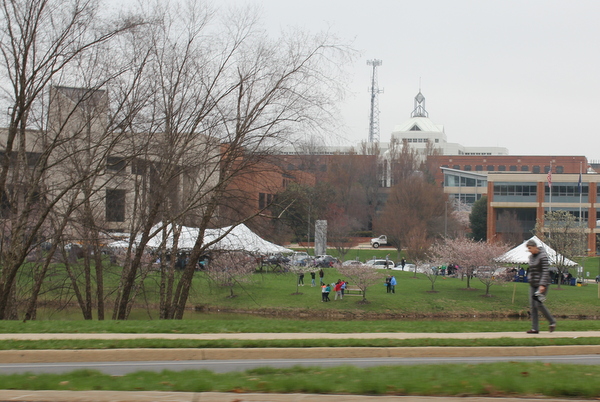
[496,236,578,266]
[137,222,292,254]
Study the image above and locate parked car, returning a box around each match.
[263,254,290,265]
[342,259,365,267]
[291,251,313,266]
[392,263,419,273]
[370,235,389,248]
[314,255,339,267]
[365,259,394,268]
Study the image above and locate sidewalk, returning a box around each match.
[1,331,600,363]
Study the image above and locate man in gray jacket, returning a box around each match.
[525,239,557,334]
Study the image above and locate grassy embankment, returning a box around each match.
[2,364,600,399]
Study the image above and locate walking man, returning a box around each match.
[525,239,556,334]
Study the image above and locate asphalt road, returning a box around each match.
[2,354,600,375]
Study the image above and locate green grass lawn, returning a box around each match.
[190,268,600,318]
[2,363,600,399]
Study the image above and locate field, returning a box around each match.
[19,248,600,321]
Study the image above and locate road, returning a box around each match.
[2,354,600,375]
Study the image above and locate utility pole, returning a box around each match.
[367,59,383,143]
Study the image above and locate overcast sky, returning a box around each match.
[211,0,600,162]
[106,0,600,161]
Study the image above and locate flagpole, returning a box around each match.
[579,161,582,225]
[548,161,552,213]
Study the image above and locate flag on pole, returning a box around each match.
[547,170,552,188]
[578,172,582,194]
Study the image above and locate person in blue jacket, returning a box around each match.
[389,275,397,294]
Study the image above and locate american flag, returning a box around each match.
[547,170,552,187]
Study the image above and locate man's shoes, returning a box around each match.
[526,329,539,334]
[549,323,556,333]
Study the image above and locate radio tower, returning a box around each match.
[367,59,383,143]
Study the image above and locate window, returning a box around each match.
[106,189,126,222]
[464,165,472,171]
[475,165,483,171]
[107,156,126,172]
[487,165,495,171]
[546,184,589,197]
[532,165,540,173]
[258,193,273,209]
[556,166,564,174]
[509,165,517,171]
[544,166,551,173]
[131,159,149,175]
[410,125,421,131]
[521,165,529,171]
[453,165,460,170]
[493,184,537,197]
[498,165,506,171]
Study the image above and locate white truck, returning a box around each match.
[370,235,389,248]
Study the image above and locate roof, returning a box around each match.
[392,117,445,133]
[496,236,578,266]
[125,222,292,254]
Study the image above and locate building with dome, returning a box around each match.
[388,90,508,157]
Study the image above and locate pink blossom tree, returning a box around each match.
[430,238,509,290]
[205,252,257,298]
[337,265,384,303]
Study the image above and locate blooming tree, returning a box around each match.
[337,265,384,303]
[205,252,256,298]
[430,238,509,290]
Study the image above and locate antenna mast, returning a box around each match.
[367,59,383,143]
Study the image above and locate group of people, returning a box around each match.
[321,279,348,302]
[298,269,326,287]
[384,275,397,293]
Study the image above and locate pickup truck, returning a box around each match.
[370,235,388,248]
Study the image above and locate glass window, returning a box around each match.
[521,165,529,171]
[107,156,126,172]
[532,165,540,173]
[509,165,517,171]
[556,166,564,174]
[475,165,483,171]
[487,165,494,171]
[453,165,460,170]
[498,165,506,171]
[464,165,472,171]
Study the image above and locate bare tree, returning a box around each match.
[0,0,138,319]
[337,265,383,303]
[326,205,357,261]
[535,210,587,289]
[112,2,353,320]
[497,210,524,246]
[376,175,454,255]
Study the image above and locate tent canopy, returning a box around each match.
[496,236,578,266]
[137,222,292,255]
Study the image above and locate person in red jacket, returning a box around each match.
[334,280,343,300]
